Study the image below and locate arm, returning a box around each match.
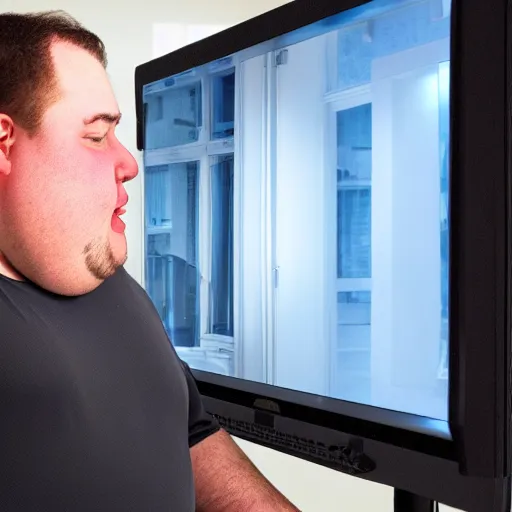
[191,429,300,512]
[178,359,299,511]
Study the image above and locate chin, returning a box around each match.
[114,251,128,269]
[28,267,107,297]
[111,246,128,268]
[110,233,128,262]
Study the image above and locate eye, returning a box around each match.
[86,134,107,144]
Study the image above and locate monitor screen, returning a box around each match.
[141,0,451,423]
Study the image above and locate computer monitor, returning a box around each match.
[135,0,511,509]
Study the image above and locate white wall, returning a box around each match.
[0,0,462,510]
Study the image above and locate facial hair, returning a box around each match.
[83,236,124,281]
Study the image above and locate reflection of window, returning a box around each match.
[335,102,372,403]
[145,164,172,227]
[335,291,371,402]
[337,104,372,279]
[143,67,236,350]
[145,162,200,347]
[338,187,371,278]
[212,70,235,139]
[209,154,234,336]
[145,81,202,150]
[148,96,163,122]
[438,60,450,379]
[142,0,453,418]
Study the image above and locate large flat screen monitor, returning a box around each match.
[135,0,511,509]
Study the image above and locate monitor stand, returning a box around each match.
[394,489,435,512]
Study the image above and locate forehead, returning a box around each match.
[48,41,119,119]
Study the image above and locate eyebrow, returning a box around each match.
[83,112,122,125]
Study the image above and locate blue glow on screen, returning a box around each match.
[142,0,452,421]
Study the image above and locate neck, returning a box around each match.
[0,253,25,281]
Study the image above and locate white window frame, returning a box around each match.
[143,64,240,370]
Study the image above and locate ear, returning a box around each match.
[0,114,15,176]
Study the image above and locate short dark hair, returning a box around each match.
[0,10,107,135]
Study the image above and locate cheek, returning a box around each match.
[62,153,117,230]
[77,152,117,204]
[10,143,116,237]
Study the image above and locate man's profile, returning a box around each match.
[0,10,299,511]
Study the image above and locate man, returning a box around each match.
[0,10,299,511]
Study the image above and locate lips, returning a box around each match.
[111,212,126,234]
[112,193,128,234]
[115,192,129,212]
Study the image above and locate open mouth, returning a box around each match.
[111,206,127,233]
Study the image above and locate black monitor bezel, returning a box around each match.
[134,0,511,507]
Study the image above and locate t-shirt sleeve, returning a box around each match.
[180,360,221,447]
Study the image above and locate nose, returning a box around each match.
[115,143,139,183]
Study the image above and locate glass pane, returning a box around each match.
[142,0,453,421]
[337,104,372,279]
[273,0,451,420]
[338,187,371,278]
[145,162,200,347]
[145,80,202,150]
[438,60,450,380]
[334,292,371,403]
[335,104,372,405]
[211,70,235,140]
[209,154,234,336]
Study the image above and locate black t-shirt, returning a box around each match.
[0,266,220,511]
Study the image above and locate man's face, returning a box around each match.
[0,41,138,295]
